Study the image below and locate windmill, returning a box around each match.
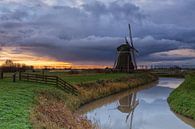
[114,24,138,72]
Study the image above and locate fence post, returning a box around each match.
[35,74,37,82]
[45,76,47,84]
[56,76,59,86]
[72,87,74,95]
[13,73,16,82]
[27,73,29,81]
[19,71,22,81]
[42,69,45,75]
[0,71,3,79]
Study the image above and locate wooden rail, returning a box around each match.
[20,73,79,95]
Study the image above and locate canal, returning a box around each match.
[78,78,195,129]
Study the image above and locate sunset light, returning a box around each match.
[0,46,110,69]
[0,46,72,68]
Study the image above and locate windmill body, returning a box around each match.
[114,44,135,72]
[114,24,138,72]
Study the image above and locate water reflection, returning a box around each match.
[77,82,156,114]
[79,78,195,129]
[117,93,139,129]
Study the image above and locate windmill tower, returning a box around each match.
[114,24,138,72]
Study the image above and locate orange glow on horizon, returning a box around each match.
[0,46,110,69]
[0,46,72,69]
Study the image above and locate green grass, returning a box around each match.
[0,79,56,129]
[168,73,195,120]
[25,70,129,84]
[61,73,129,84]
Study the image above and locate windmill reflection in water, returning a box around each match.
[117,92,139,129]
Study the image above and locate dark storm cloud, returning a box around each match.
[135,0,195,43]
[134,36,195,65]
[145,0,195,27]
[0,0,195,65]
[20,36,123,65]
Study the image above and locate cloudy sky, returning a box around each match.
[0,0,195,68]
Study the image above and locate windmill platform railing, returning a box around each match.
[19,72,79,95]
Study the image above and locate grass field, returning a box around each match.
[0,78,90,129]
[168,73,195,120]
[26,71,129,84]
[62,73,129,84]
[0,72,157,129]
[0,80,51,129]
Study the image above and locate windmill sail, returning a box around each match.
[128,24,134,48]
[128,24,137,70]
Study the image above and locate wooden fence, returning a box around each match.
[20,72,79,95]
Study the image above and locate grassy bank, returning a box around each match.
[0,80,49,129]
[0,79,93,129]
[168,73,195,120]
[0,72,157,129]
[77,72,157,105]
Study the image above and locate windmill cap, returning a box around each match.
[117,44,133,51]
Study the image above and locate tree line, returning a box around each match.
[0,60,33,72]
